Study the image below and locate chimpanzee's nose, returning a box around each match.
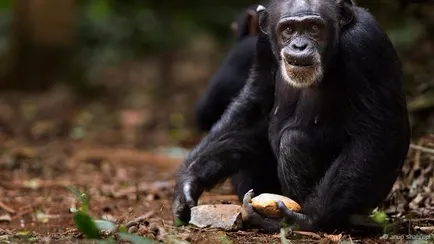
[291,43,308,51]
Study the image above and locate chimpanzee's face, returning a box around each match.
[258,0,353,88]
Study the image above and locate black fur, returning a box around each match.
[174,0,410,233]
[195,4,262,131]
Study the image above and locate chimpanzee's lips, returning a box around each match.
[284,57,315,67]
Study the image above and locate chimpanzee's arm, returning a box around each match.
[173,36,277,224]
[173,74,274,224]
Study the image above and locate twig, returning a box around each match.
[414,226,434,233]
[11,198,41,220]
[292,230,322,239]
[160,205,165,228]
[0,201,15,214]
[144,210,156,220]
[409,140,424,186]
[349,235,354,244]
[12,208,34,220]
[410,144,434,155]
[18,200,42,211]
[61,228,78,235]
[408,217,434,222]
[324,233,343,242]
[0,180,71,189]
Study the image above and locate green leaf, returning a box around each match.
[87,0,111,20]
[73,211,101,239]
[220,234,233,244]
[67,185,89,213]
[370,210,388,224]
[173,217,187,227]
[16,231,31,236]
[117,232,154,244]
[0,0,12,11]
[95,238,117,244]
[280,228,290,244]
[70,127,86,140]
[117,224,128,233]
[67,185,85,201]
[94,220,116,232]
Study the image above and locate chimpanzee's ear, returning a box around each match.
[246,10,259,35]
[336,0,354,27]
[256,5,270,35]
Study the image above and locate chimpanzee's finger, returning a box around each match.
[276,200,310,224]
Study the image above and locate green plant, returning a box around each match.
[280,227,290,244]
[67,185,154,244]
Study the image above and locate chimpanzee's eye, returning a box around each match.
[282,26,294,41]
[310,24,319,35]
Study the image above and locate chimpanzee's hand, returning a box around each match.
[241,189,312,232]
[241,189,284,232]
[276,200,312,230]
[172,175,204,226]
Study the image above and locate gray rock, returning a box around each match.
[189,204,243,231]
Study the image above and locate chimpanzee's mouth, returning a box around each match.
[285,58,315,67]
[284,57,315,68]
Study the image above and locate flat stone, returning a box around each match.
[189,204,243,231]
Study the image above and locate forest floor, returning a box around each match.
[0,92,433,244]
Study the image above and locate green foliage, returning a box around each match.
[74,0,254,69]
[73,211,102,239]
[219,234,233,244]
[87,0,112,20]
[117,233,155,244]
[174,217,187,227]
[387,18,424,48]
[280,227,291,244]
[67,185,90,213]
[370,209,389,225]
[0,0,12,11]
[0,3,11,51]
[67,186,154,243]
[94,220,116,232]
[0,0,433,122]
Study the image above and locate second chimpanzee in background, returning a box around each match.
[173,0,410,233]
[195,4,262,132]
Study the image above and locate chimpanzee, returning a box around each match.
[173,0,410,233]
[195,4,263,131]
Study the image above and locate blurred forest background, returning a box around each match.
[0,1,432,242]
[0,0,433,150]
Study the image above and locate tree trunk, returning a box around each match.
[0,0,76,91]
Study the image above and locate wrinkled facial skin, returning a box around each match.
[277,14,327,87]
[259,0,340,88]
